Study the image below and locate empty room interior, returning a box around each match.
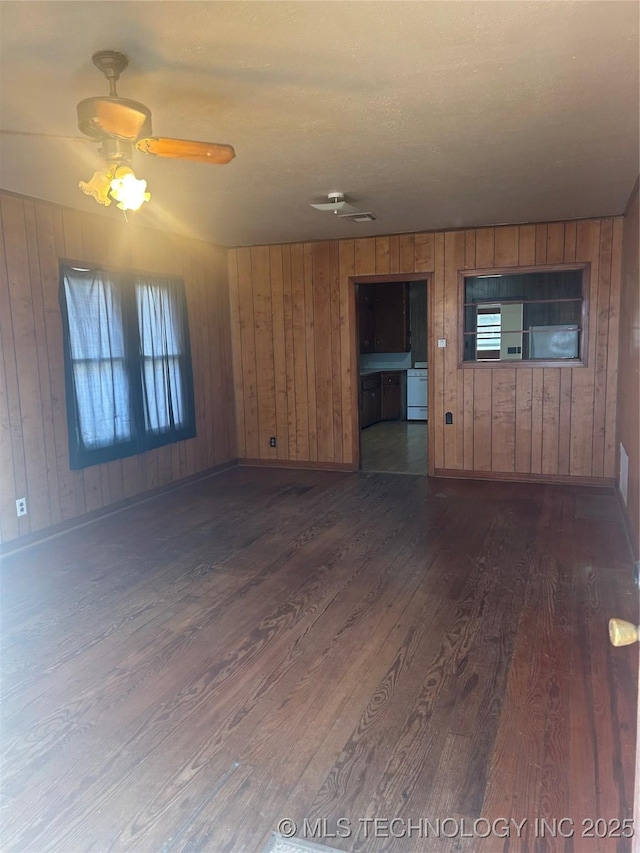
[1,2,640,852]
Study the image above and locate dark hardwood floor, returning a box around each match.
[0,468,637,853]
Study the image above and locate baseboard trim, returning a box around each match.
[0,460,238,557]
[239,458,356,473]
[433,468,616,488]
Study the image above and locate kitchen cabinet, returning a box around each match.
[373,283,410,352]
[381,372,403,420]
[358,285,375,353]
[360,374,381,428]
[360,371,405,428]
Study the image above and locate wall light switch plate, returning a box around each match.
[437,339,447,348]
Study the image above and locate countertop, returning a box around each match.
[359,368,407,376]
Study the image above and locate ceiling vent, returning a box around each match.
[338,211,377,223]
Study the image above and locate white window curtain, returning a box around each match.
[136,281,186,434]
[63,268,133,450]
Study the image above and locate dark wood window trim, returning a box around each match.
[458,262,590,369]
[59,259,196,469]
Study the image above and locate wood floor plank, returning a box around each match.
[0,468,636,853]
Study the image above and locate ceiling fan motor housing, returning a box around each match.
[77,96,152,141]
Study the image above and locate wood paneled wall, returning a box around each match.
[0,191,236,544]
[228,219,622,483]
[617,181,639,557]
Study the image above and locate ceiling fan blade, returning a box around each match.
[135,137,235,164]
[0,129,91,143]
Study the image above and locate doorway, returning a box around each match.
[353,275,430,475]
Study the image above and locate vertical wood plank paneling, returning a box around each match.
[329,242,343,463]
[495,226,519,267]
[463,369,474,470]
[530,371,544,475]
[303,243,317,461]
[535,224,548,264]
[591,220,613,477]
[558,368,572,476]
[269,246,289,461]
[475,228,495,268]
[541,368,561,475]
[603,218,623,479]
[473,370,492,471]
[443,231,464,469]
[0,201,21,541]
[197,240,217,473]
[339,240,355,465]
[290,244,309,460]
[563,222,577,262]
[312,241,334,462]
[209,243,229,464]
[194,238,215,477]
[617,183,639,553]
[570,220,601,476]
[3,195,51,530]
[227,249,246,460]
[374,237,390,275]
[433,232,446,469]
[414,233,434,272]
[546,222,565,264]
[1,194,624,544]
[219,243,237,462]
[399,234,415,273]
[34,202,72,523]
[354,238,375,276]
[251,245,277,460]
[462,230,476,471]
[518,225,536,266]
[23,199,60,526]
[281,245,297,460]
[491,368,516,472]
[0,194,242,541]
[178,234,199,479]
[389,235,400,273]
[464,230,476,270]
[237,248,259,459]
[515,369,533,473]
[0,328,18,540]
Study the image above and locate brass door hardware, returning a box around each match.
[609,618,639,647]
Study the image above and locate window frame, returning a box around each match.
[59,259,196,470]
[458,262,590,369]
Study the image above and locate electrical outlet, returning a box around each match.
[269,436,277,448]
[16,497,27,517]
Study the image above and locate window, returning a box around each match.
[59,263,196,469]
[462,266,586,364]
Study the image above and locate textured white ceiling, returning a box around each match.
[1,1,638,247]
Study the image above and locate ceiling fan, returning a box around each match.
[4,50,236,212]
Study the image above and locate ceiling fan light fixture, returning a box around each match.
[79,168,114,206]
[79,163,150,212]
[109,165,151,211]
[310,191,359,215]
